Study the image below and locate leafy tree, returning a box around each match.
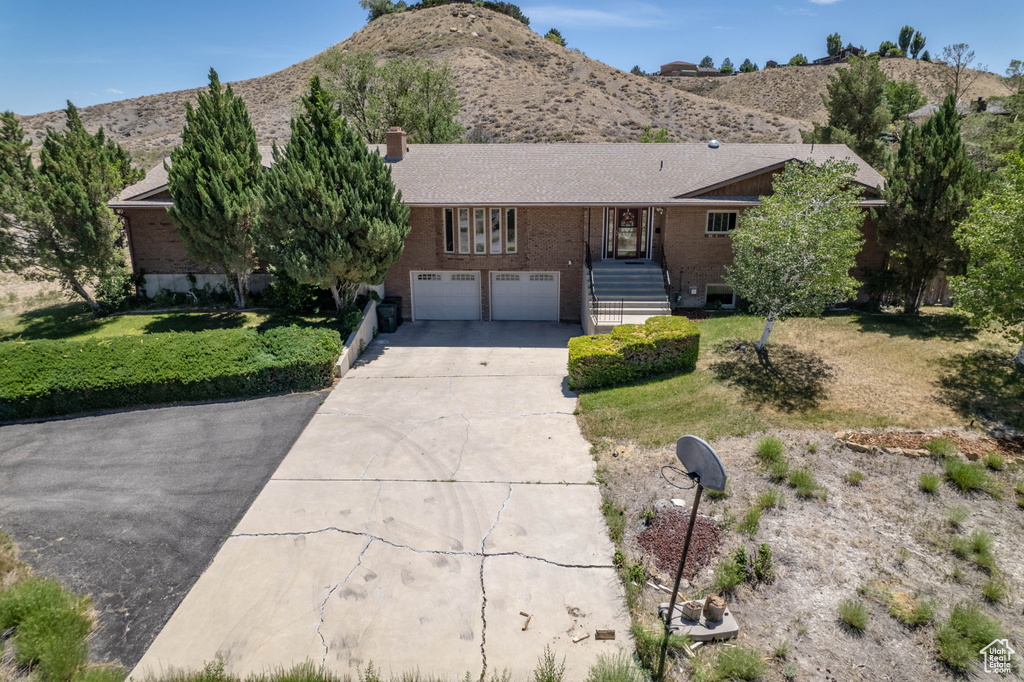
[638,126,673,143]
[787,53,808,66]
[739,58,758,73]
[1006,59,1024,95]
[951,134,1024,365]
[910,32,926,59]
[166,68,262,308]
[879,40,899,58]
[941,43,985,102]
[884,80,927,121]
[898,26,915,56]
[726,159,865,351]
[720,58,734,75]
[258,76,410,310]
[803,55,891,168]
[877,95,982,313]
[544,28,566,47]
[359,0,404,22]
[921,50,931,62]
[700,56,715,69]
[318,52,462,145]
[827,33,842,57]
[0,105,142,312]
[630,65,646,77]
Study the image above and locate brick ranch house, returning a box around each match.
[110,129,885,326]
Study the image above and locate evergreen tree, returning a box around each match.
[739,58,758,73]
[166,68,262,308]
[877,95,982,314]
[910,32,926,59]
[802,55,890,168]
[258,76,410,310]
[544,28,566,47]
[898,26,915,56]
[0,103,141,312]
[921,50,931,62]
[630,65,646,77]
[720,58,734,74]
[699,56,714,69]
[827,32,842,57]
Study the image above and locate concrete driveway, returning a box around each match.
[0,391,327,669]
[131,322,629,681]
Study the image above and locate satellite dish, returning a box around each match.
[675,435,727,492]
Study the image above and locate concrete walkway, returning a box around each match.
[130,322,629,681]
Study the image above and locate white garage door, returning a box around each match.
[411,271,481,320]
[491,272,560,321]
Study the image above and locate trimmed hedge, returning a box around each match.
[0,327,343,421]
[568,316,700,391]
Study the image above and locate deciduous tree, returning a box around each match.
[898,26,915,56]
[951,134,1024,365]
[910,32,926,59]
[1006,59,1024,95]
[0,104,142,312]
[884,80,927,121]
[941,43,985,102]
[166,68,262,308]
[787,54,808,66]
[827,33,842,57]
[258,77,410,310]
[720,58,734,74]
[879,40,899,58]
[877,95,982,313]
[726,159,865,351]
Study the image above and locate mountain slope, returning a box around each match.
[669,58,1013,126]
[17,6,803,169]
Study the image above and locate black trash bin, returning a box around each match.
[383,296,403,326]
[376,302,398,334]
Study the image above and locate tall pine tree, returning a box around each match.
[166,68,262,308]
[258,76,410,309]
[877,95,982,313]
[0,104,142,311]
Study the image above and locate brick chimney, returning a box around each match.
[386,127,407,160]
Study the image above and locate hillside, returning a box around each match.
[669,58,1013,126]
[16,5,804,170]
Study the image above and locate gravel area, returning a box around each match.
[638,509,722,578]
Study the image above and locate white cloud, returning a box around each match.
[808,0,842,4]
[106,88,123,95]
[522,5,667,29]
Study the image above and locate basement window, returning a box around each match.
[705,284,736,309]
[706,211,738,234]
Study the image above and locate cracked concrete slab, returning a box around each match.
[130,322,630,681]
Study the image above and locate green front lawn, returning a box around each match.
[578,309,1024,446]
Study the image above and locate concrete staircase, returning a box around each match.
[589,260,671,326]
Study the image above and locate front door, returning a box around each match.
[614,207,640,259]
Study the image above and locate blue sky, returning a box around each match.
[2,0,1021,115]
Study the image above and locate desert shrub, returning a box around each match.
[787,467,823,499]
[751,543,775,582]
[919,472,942,493]
[692,646,765,682]
[738,506,762,538]
[0,577,91,681]
[925,437,958,456]
[982,451,1006,470]
[755,488,784,510]
[944,458,998,496]
[631,624,690,674]
[712,551,747,592]
[945,505,969,529]
[950,529,996,571]
[567,316,700,390]
[768,459,790,482]
[0,327,343,421]
[981,576,1008,603]
[532,645,565,682]
[886,591,936,626]
[585,651,646,682]
[842,470,865,486]
[837,598,869,631]
[755,436,784,464]
[936,603,1007,673]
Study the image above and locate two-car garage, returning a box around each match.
[410,271,560,321]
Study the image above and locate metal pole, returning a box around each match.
[657,483,704,680]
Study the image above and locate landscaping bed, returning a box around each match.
[840,429,1024,460]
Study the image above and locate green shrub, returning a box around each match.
[837,598,869,631]
[630,624,690,675]
[692,645,766,681]
[768,459,790,482]
[919,472,942,493]
[0,577,92,681]
[982,451,1005,471]
[936,603,1007,673]
[585,651,646,682]
[712,551,747,592]
[945,505,969,529]
[706,481,731,500]
[567,316,700,390]
[950,529,996,571]
[755,436,785,464]
[788,467,822,499]
[738,506,762,538]
[532,645,565,682]
[981,576,1008,603]
[0,327,343,421]
[925,437,958,456]
[944,458,998,496]
[886,591,936,627]
[755,488,784,510]
[752,543,775,583]
[842,470,865,486]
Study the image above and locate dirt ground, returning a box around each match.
[0,272,64,317]
[598,428,1024,681]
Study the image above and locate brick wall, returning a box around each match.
[122,207,203,274]
[384,206,587,322]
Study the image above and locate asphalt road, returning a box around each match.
[0,391,327,669]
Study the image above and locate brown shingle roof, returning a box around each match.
[112,143,884,208]
[113,147,275,203]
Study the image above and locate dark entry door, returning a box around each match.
[614,208,640,258]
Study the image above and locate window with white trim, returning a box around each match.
[705,284,736,309]
[474,209,486,254]
[490,208,502,254]
[444,208,518,255]
[706,211,738,234]
[444,208,455,253]
[505,208,517,253]
[458,208,470,254]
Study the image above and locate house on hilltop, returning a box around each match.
[110,131,885,327]
[813,44,863,65]
[659,61,720,77]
